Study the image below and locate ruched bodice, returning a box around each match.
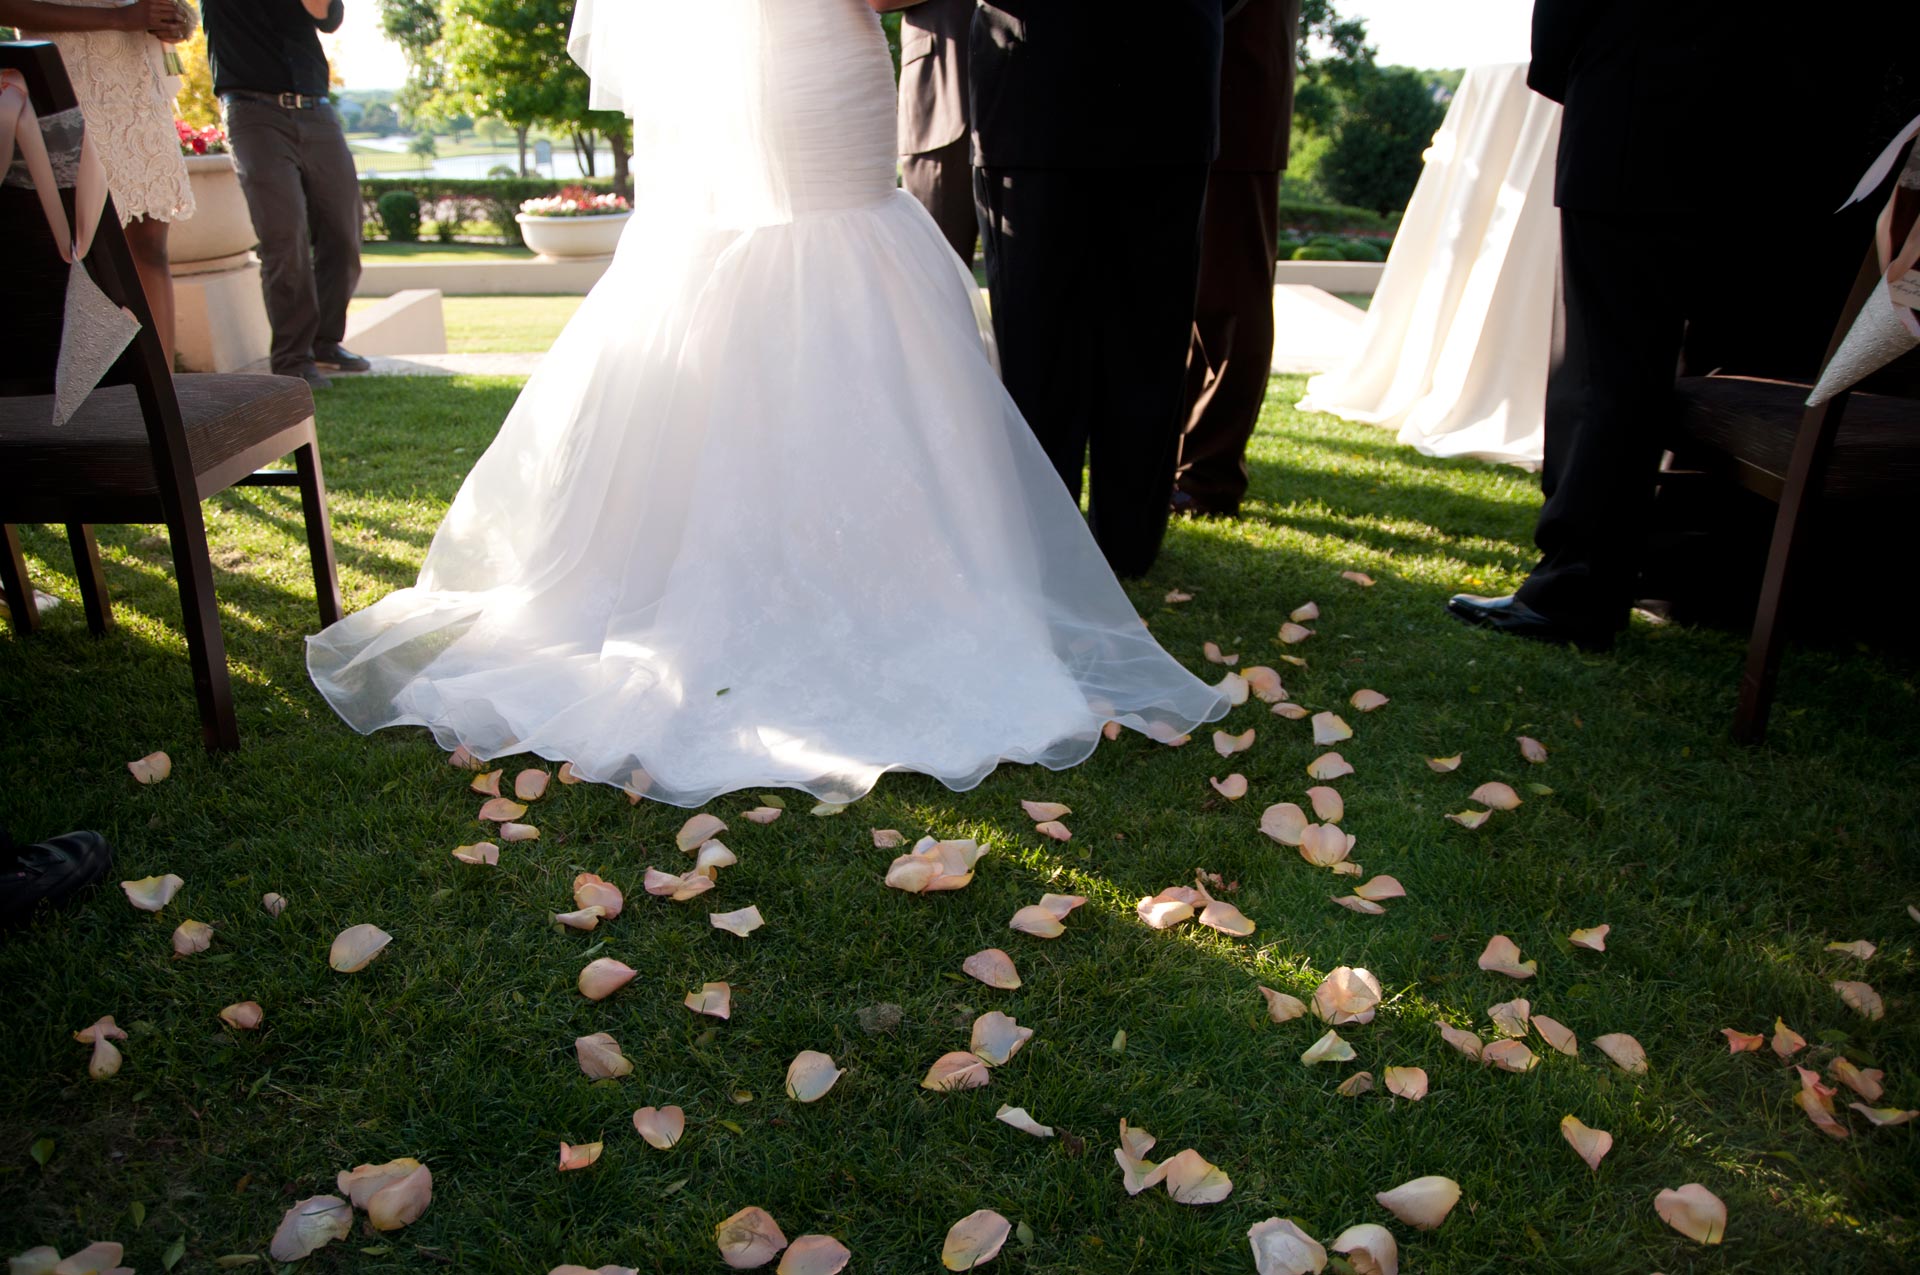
[760,0,899,215]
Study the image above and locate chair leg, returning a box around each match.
[294,436,344,628]
[1,525,40,635]
[1734,396,1847,744]
[167,507,240,751]
[66,524,114,636]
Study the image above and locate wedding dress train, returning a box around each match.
[306,0,1229,807]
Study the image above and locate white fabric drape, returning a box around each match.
[1299,63,1560,468]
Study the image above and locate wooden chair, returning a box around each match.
[1665,248,1920,744]
[0,40,343,750]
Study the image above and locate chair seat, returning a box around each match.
[0,373,315,514]
[1671,375,1920,502]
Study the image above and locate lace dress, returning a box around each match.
[25,0,193,225]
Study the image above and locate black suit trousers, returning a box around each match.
[975,164,1210,577]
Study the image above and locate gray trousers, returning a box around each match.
[222,97,362,374]
[901,137,977,263]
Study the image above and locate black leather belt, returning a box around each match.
[221,90,331,110]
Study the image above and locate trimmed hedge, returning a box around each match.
[1290,244,1345,262]
[359,176,617,246]
[1276,199,1400,236]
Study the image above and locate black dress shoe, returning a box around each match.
[1446,594,1614,652]
[0,830,113,928]
[1169,490,1237,519]
[312,344,372,374]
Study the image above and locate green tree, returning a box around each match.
[1317,66,1447,214]
[379,0,446,124]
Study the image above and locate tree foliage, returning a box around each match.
[1317,65,1447,214]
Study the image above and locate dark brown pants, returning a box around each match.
[223,97,362,375]
[901,137,978,263]
[1176,167,1280,514]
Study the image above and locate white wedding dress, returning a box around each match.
[306,0,1229,807]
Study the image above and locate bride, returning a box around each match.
[306,0,1230,808]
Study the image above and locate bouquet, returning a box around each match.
[176,118,227,156]
[518,186,632,218]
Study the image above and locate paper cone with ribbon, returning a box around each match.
[1809,113,1920,405]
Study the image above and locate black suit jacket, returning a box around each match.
[970,0,1226,169]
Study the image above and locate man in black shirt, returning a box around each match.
[203,0,366,388]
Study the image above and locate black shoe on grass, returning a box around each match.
[0,830,113,928]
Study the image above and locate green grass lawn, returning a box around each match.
[348,294,583,355]
[2,376,1916,1272]
[358,243,535,264]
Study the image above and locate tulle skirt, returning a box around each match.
[307,191,1229,806]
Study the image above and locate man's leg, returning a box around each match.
[903,137,978,263]
[976,165,1094,503]
[1176,166,1280,515]
[1512,210,1686,633]
[224,99,319,376]
[301,105,365,356]
[1088,164,1210,577]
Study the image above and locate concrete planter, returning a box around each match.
[515,211,629,259]
[170,153,258,277]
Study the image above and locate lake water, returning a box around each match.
[353,141,618,181]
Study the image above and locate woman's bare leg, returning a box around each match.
[122,215,175,365]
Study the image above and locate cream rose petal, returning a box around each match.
[576,1032,633,1080]
[578,957,638,1001]
[50,1242,128,1275]
[366,1163,433,1231]
[1772,1018,1807,1058]
[1849,1104,1919,1127]
[1834,980,1884,1020]
[1214,728,1256,757]
[574,873,625,918]
[1307,752,1354,781]
[1020,800,1072,822]
[1165,588,1193,603]
[1426,754,1463,773]
[785,1050,842,1102]
[1568,924,1609,951]
[1654,1184,1726,1245]
[963,948,1022,989]
[1247,1217,1327,1275]
[1561,1115,1613,1170]
[1518,736,1549,763]
[685,981,732,1019]
[261,891,287,916]
[1311,713,1353,747]
[1383,1066,1428,1101]
[1593,1032,1648,1075]
[970,1011,1033,1066]
[1203,640,1239,665]
[121,873,184,912]
[711,905,765,938]
[127,751,172,784]
[1476,934,1536,979]
[556,761,583,785]
[922,1051,992,1092]
[940,1210,1010,1271]
[995,1104,1054,1138]
[1445,809,1491,830]
[268,1195,352,1261]
[632,1105,685,1148]
[1349,689,1389,714]
[499,822,541,842]
[1301,1029,1356,1065]
[1469,781,1522,811]
[1481,1039,1538,1072]
[1828,1057,1885,1102]
[171,919,213,957]
[1279,622,1314,645]
[742,806,783,825]
[871,829,905,849]
[1260,802,1310,846]
[1721,1028,1764,1053]
[1486,998,1531,1038]
[1272,702,1310,720]
[1260,986,1307,1022]
[1333,895,1385,915]
[1217,672,1251,705]
[1299,823,1353,867]
[1242,666,1284,702]
[676,814,728,853]
[1210,774,1249,801]
[644,868,715,902]
[1342,571,1375,586]
[553,905,606,931]
[513,769,550,802]
[1198,898,1256,936]
[447,744,482,770]
[1033,820,1072,842]
[453,842,500,866]
[1329,1223,1398,1275]
[1438,1022,1483,1060]
[1353,875,1404,902]
[1311,966,1382,1025]
[1375,1175,1460,1230]
[1304,786,1344,824]
[777,1235,851,1275]
[329,923,392,973]
[558,1141,602,1172]
[1825,939,1875,960]
[1336,1070,1375,1097]
[478,797,527,822]
[716,1206,788,1269]
[1160,1147,1233,1204]
[1137,892,1194,929]
[87,1034,123,1080]
[1037,893,1086,919]
[1532,1014,1578,1056]
[219,1001,263,1030]
[1102,720,1124,739]
[1009,905,1066,938]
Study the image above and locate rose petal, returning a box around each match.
[633,1104,685,1148]
[644,868,715,901]
[1203,640,1239,665]
[1334,895,1384,915]
[1532,1014,1578,1056]
[1160,1147,1233,1204]
[941,1210,1010,1270]
[478,797,527,822]
[1242,666,1285,703]
[1009,905,1066,938]
[1568,924,1609,951]
[1353,875,1404,902]
[220,1001,263,1030]
[574,873,625,917]
[677,814,728,853]
[922,1050,992,1092]
[558,1141,602,1172]
[1834,980,1884,1020]
[1427,754,1463,773]
[576,1031,633,1079]
[329,923,391,973]
[995,1104,1054,1137]
[871,829,905,849]
[741,806,783,825]
[1849,1104,1919,1127]
[1721,1028,1764,1053]
[86,1034,124,1080]
[1260,802,1309,846]
[1468,782,1522,811]
[1290,601,1320,622]
[1329,1223,1398,1275]
[1518,736,1549,763]
[1654,1184,1726,1245]
[1020,800,1072,822]
[1337,1070,1374,1097]
[1772,1018,1807,1058]
[556,761,583,785]
[777,1235,851,1275]
[171,919,213,957]
[1036,893,1086,919]
[1279,622,1313,645]
[578,957,637,1001]
[366,1163,433,1231]
[47,1242,126,1275]
[1375,1175,1461,1230]
[1216,671,1251,706]
[1307,752,1353,781]
[1301,1029,1356,1065]
[1299,823,1354,867]
[1825,939,1875,960]
[1102,720,1123,740]
[1476,934,1535,979]
[1342,571,1375,587]
[1561,1115,1612,1170]
[711,905,765,938]
[1305,786,1345,824]
[716,1206,788,1269]
[127,751,172,784]
[1828,1057,1885,1102]
[970,1011,1033,1067]
[1481,1039,1538,1072]
[73,1014,126,1044]
[121,873,184,913]
[268,1195,352,1261]
[471,770,502,796]
[1033,820,1072,842]
[261,891,287,917]
[447,745,482,770]
[1214,728,1256,757]
[785,1050,843,1102]
[685,981,732,1019]
[1311,712,1353,746]
[1198,898,1256,936]
[1210,774,1249,801]
[453,842,500,866]
[1439,1022,1483,1060]
[1384,1066,1428,1101]
[963,948,1021,989]
[513,769,550,801]
[1349,688,1389,713]
[1259,986,1307,1023]
[1248,1217,1327,1275]
[1593,1032,1648,1075]
[1272,702,1310,720]
[499,822,540,842]
[1165,589,1193,603]
[1487,997,1531,1038]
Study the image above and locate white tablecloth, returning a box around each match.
[1298,62,1561,468]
